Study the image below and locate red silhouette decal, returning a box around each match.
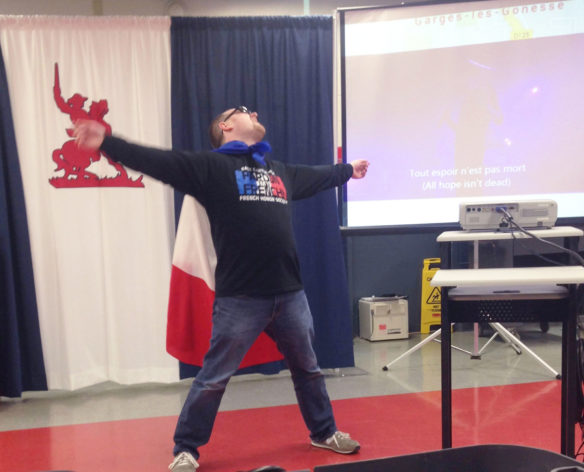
[49,63,143,188]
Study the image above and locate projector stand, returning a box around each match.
[382,323,559,378]
[383,240,560,378]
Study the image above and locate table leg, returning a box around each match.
[561,285,577,457]
[441,287,452,449]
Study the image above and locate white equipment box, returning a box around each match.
[359,296,409,341]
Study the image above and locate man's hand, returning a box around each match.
[73,119,106,151]
[350,159,369,179]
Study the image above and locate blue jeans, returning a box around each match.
[173,289,337,458]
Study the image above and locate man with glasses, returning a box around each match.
[75,106,369,472]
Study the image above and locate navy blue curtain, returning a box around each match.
[170,16,354,377]
[0,45,47,397]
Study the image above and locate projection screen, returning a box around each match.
[340,0,584,228]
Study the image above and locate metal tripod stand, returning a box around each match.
[382,322,559,378]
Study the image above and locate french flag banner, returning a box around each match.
[166,195,284,368]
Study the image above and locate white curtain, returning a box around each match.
[0,16,179,389]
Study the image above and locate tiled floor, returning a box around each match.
[0,322,563,433]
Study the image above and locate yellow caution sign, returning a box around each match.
[420,258,441,333]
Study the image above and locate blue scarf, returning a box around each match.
[213,141,272,166]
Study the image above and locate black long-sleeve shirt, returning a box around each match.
[101,136,353,297]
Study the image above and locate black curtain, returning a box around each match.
[170,16,354,376]
[0,44,47,397]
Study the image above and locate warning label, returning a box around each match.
[426,287,441,305]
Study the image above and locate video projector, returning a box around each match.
[459,199,558,231]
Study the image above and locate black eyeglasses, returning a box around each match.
[222,105,251,123]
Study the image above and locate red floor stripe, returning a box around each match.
[0,381,578,472]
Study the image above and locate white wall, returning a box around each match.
[0,0,405,16]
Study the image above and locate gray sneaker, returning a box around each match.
[311,431,360,454]
[169,451,199,471]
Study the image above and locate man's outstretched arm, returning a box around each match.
[287,159,370,201]
[73,120,208,199]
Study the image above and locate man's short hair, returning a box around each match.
[208,110,227,149]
